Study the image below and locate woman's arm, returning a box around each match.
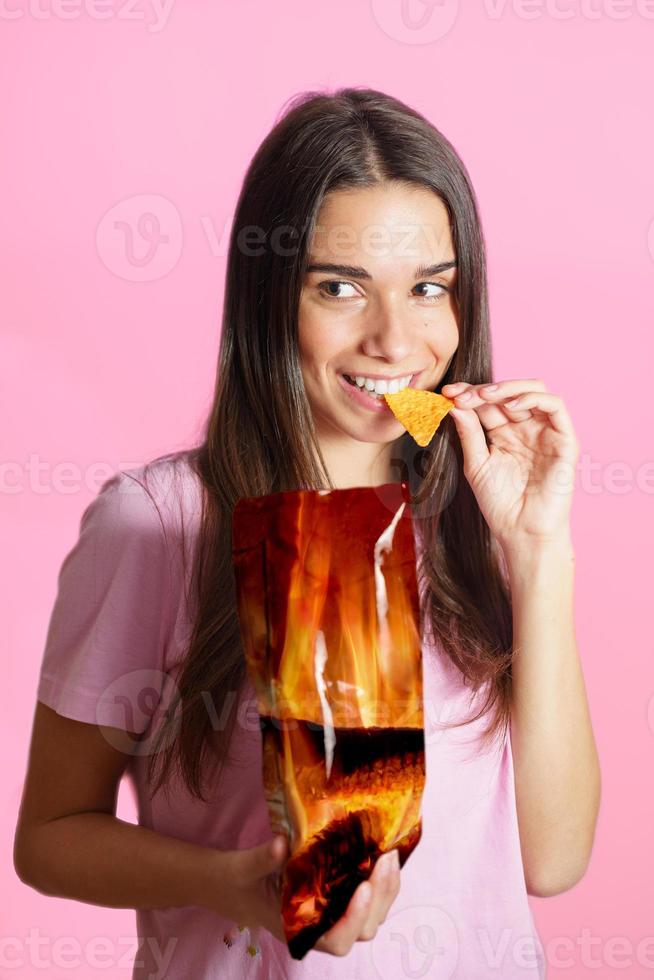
[13,701,225,910]
[504,536,601,898]
[14,701,401,953]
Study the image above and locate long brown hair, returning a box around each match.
[140,87,513,802]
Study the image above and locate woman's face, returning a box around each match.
[298,183,459,451]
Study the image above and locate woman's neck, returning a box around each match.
[317,436,401,490]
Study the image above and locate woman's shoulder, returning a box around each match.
[95,451,203,539]
[36,453,204,729]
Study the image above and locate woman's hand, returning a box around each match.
[313,846,401,954]
[214,835,289,944]
[215,834,401,954]
[442,378,580,552]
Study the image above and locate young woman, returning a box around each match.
[14,87,600,979]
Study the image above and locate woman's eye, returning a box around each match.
[317,280,449,302]
[414,282,449,301]
[317,280,359,300]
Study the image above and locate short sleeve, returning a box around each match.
[36,471,174,734]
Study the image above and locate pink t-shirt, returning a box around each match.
[36,455,546,980]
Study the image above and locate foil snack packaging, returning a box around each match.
[231,482,426,959]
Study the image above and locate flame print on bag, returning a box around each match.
[231,482,426,960]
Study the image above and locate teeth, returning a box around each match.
[353,374,412,395]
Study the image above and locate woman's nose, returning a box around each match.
[362,320,413,361]
[360,314,415,362]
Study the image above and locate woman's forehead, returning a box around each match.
[308,186,455,270]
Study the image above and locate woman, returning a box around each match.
[14,87,600,979]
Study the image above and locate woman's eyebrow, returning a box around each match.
[304,260,457,279]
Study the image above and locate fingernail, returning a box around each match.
[380,851,398,876]
[482,383,498,391]
[457,390,472,400]
[376,853,390,878]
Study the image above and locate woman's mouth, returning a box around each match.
[343,374,386,401]
[337,371,421,413]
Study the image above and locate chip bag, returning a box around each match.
[231,482,426,959]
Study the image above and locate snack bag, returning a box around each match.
[231,482,426,959]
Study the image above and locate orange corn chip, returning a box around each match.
[383,387,455,446]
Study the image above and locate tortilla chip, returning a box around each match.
[383,387,455,446]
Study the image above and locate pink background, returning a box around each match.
[2,2,653,977]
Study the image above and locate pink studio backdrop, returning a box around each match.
[2,3,652,978]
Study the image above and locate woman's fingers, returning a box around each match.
[359,849,401,939]
[313,849,402,954]
[313,880,373,955]
[442,378,548,400]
